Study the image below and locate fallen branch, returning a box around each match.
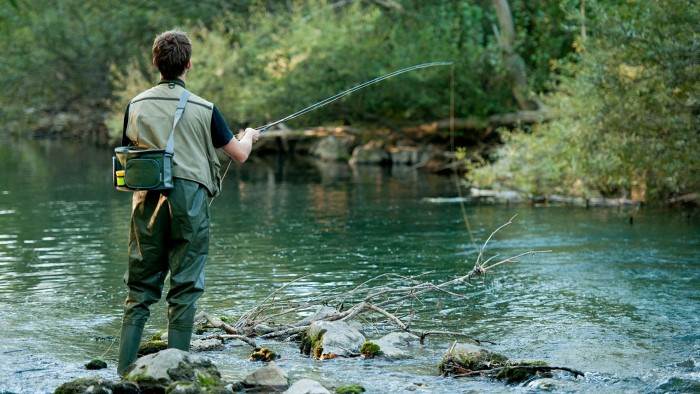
[453,365,584,379]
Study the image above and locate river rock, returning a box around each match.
[84,358,107,370]
[191,338,224,352]
[124,348,222,390]
[299,306,339,325]
[349,140,390,165]
[438,343,508,375]
[300,321,365,359]
[311,135,355,161]
[388,146,431,165]
[138,339,168,357]
[242,362,289,392]
[284,378,330,394]
[54,377,139,394]
[373,332,421,359]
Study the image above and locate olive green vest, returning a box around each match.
[126,83,222,196]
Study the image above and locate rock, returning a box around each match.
[191,338,224,352]
[311,135,355,161]
[284,378,330,394]
[124,348,222,390]
[299,306,339,325]
[438,343,508,376]
[250,347,280,362]
[439,343,553,384]
[525,378,560,391]
[300,321,365,359]
[138,339,168,357]
[54,377,139,394]
[373,332,421,360]
[84,358,108,370]
[334,385,365,394]
[359,341,381,358]
[388,146,431,165]
[349,141,389,165]
[242,362,289,392]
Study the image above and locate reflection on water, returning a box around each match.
[0,140,698,393]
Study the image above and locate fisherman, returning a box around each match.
[116,30,260,375]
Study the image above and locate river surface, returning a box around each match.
[0,140,698,393]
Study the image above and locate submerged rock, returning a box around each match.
[138,339,168,357]
[311,135,355,161]
[124,348,223,390]
[349,141,389,165]
[191,338,224,352]
[284,378,330,394]
[439,343,553,384]
[54,377,139,394]
[84,358,107,370]
[334,384,366,394]
[359,341,381,358]
[373,332,420,360]
[388,146,431,165]
[300,321,365,359]
[242,362,289,392]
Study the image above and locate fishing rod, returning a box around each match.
[212,61,453,206]
[254,61,453,132]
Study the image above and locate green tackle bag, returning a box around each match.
[113,90,190,192]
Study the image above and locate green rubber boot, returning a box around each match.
[117,323,144,376]
[167,327,193,351]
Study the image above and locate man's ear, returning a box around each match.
[186,60,192,70]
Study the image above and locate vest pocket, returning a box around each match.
[125,158,162,189]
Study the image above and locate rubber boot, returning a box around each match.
[117,323,144,376]
[167,327,193,351]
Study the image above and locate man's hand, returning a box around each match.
[243,127,261,143]
[224,127,260,163]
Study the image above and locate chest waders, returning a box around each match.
[117,88,212,376]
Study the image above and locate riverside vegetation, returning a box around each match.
[2,1,695,204]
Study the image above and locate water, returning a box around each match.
[0,140,698,393]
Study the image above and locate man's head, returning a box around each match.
[152,30,192,80]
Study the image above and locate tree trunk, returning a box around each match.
[492,0,538,110]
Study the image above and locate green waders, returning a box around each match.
[117,178,209,375]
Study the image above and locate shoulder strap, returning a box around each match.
[165,90,191,154]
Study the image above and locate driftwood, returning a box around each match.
[199,215,549,348]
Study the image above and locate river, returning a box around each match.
[0,140,698,393]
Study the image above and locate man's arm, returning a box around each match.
[222,128,260,163]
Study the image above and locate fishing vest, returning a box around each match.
[126,83,222,197]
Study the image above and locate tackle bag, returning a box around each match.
[113,90,190,191]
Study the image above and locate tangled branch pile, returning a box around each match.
[199,215,548,347]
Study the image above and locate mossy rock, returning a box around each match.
[84,358,107,370]
[335,384,366,394]
[54,377,139,394]
[138,339,168,357]
[439,343,509,375]
[495,360,552,384]
[360,341,381,358]
[150,330,165,341]
[299,329,326,359]
[249,347,279,362]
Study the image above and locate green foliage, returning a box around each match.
[359,341,381,358]
[470,0,699,202]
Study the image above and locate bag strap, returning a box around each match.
[165,90,191,154]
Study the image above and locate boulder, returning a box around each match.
[190,338,224,352]
[124,348,223,390]
[300,321,365,359]
[299,306,339,325]
[311,135,355,161]
[138,339,168,357]
[242,362,289,392]
[334,385,366,394]
[349,141,390,165]
[250,347,280,362]
[373,332,421,360]
[54,377,139,394]
[84,359,108,370]
[388,146,431,165]
[284,378,330,394]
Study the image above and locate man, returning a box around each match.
[117,30,259,375]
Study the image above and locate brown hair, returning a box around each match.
[152,30,191,80]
